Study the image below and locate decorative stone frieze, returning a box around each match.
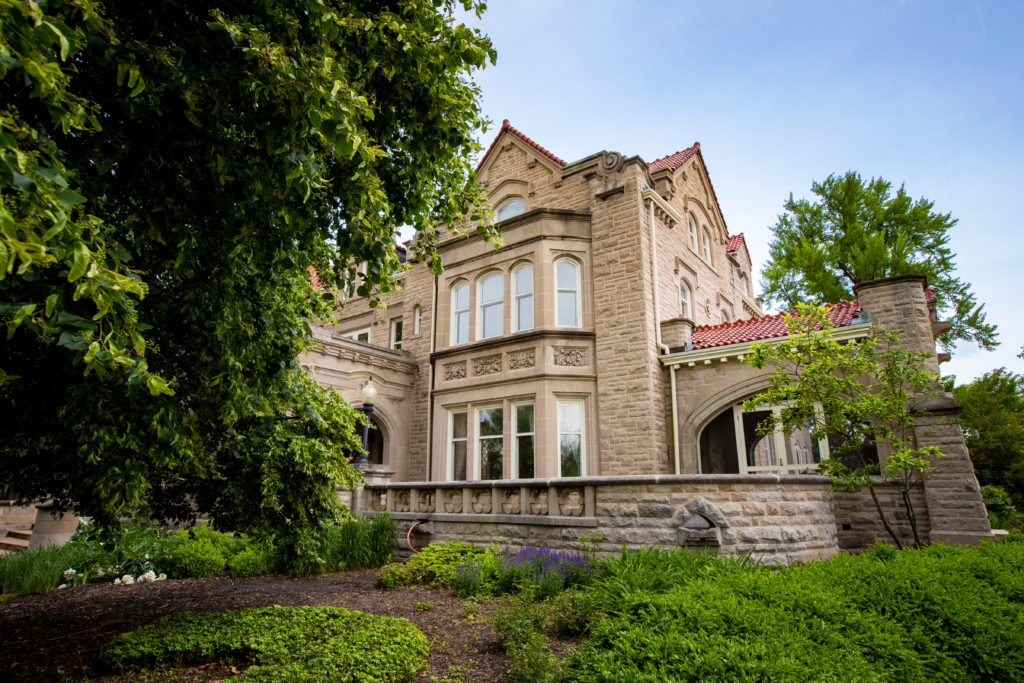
[553,347,587,367]
[472,354,502,376]
[443,361,466,380]
[508,349,536,370]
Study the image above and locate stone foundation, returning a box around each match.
[362,474,839,566]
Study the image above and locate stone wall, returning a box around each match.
[365,475,839,566]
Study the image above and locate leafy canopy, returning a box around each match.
[952,368,1024,509]
[0,0,496,559]
[743,304,943,548]
[760,172,997,352]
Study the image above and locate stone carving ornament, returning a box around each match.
[416,491,435,513]
[444,361,466,380]
[553,347,587,367]
[558,488,584,517]
[501,488,521,514]
[471,489,492,514]
[508,349,536,370]
[472,355,502,376]
[528,488,548,515]
[443,489,463,514]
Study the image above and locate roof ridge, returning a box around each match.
[688,300,862,350]
[648,142,700,172]
[476,119,566,173]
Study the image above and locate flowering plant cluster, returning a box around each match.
[113,570,166,586]
[453,544,594,599]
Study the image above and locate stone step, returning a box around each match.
[0,512,37,526]
[7,529,32,541]
[0,535,30,551]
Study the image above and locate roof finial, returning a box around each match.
[502,119,510,128]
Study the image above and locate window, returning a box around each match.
[558,399,585,477]
[477,406,504,480]
[413,305,422,335]
[341,327,370,343]
[452,282,469,345]
[513,264,533,332]
[478,272,503,339]
[496,197,525,221]
[390,318,403,350]
[679,283,691,319]
[721,309,730,324]
[555,259,581,327]
[702,229,712,264]
[449,411,468,481]
[689,216,699,251]
[513,403,535,478]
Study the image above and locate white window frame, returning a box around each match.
[512,401,535,479]
[340,327,371,343]
[451,282,470,345]
[475,404,504,480]
[732,402,830,475]
[557,398,586,477]
[554,258,582,328]
[477,271,504,340]
[413,305,421,335]
[680,283,691,319]
[390,318,403,350]
[689,216,699,252]
[496,197,525,222]
[702,229,713,264]
[447,409,468,481]
[512,263,533,333]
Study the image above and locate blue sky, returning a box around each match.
[458,0,1024,383]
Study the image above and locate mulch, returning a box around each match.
[0,570,520,682]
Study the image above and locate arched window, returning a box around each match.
[555,258,581,327]
[496,197,525,221]
[689,216,699,251]
[680,283,691,319]
[451,282,469,345]
[513,263,533,332]
[702,229,712,264]
[478,272,503,339]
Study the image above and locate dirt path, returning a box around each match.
[0,570,508,681]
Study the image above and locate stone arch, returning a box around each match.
[364,401,399,467]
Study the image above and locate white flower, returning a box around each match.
[95,568,106,577]
[57,584,68,589]
[141,570,157,582]
[120,575,135,585]
[62,569,76,579]
[157,573,167,581]
[113,578,122,585]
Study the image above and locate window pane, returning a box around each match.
[482,302,502,338]
[515,265,532,293]
[453,441,467,481]
[455,310,468,344]
[558,401,582,432]
[452,412,467,439]
[560,435,581,477]
[516,295,533,331]
[481,274,502,302]
[480,439,503,479]
[518,435,535,478]
[479,407,502,436]
[557,291,577,326]
[556,261,577,289]
[497,199,524,221]
[516,404,534,433]
[454,284,469,309]
[357,331,369,342]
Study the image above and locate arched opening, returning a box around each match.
[366,416,385,465]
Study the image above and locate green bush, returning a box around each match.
[983,485,1023,530]
[0,534,105,594]
[318,512,394,572]
[492,597,559,683]
[228,545,276,578]
[547,588,595,637]
[378,541,489,589]
[561,541,1024,682]
[99,605,428,682]
[162,535,228,579]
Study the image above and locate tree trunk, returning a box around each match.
[867,482,903,550]
[900,486,923,549]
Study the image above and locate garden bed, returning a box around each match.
[0,569,516,681]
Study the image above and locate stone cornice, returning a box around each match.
[853,274,928,294]
[310,337,418,374]
[437,209,592,253]
[431,328,596,362]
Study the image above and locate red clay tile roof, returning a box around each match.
[476,119,566,173]
[687,300,862,351]
[725,233,745,253]
[648,143,701,172]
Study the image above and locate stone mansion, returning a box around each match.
[302,121,992,563]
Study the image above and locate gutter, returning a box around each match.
[425,274,438,481]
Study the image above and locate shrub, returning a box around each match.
[0,534,105,594]
[99,605,428,681]
[317,512,394,572]
[983,485,1023,530]
[548,588,595,637]
[494,545,592,599]
[161,532,229,579]
[378,541,489,589]
[492,597,559,683]
[561,541,1024,682]
[228,545,276,578]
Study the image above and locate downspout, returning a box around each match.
[645,191,680,474]
[425,274,438,482]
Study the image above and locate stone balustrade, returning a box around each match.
[358,474,841,565]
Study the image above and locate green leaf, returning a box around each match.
[56,188,87,205]
[68,242,90,282]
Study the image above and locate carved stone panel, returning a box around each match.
[444,361,466,380]
[394,490,411,513]
[443,489,463,514]
[472,354,502,376]
[470,489,492,514]
[508,349,536,370]
[558,488,584,517]
[553,347,587,367]
[415,491,435,513]
[501,488,521,514]
[528,488,548,515]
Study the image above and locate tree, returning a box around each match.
[0,0,496,561]
[952,369,1024,510]
[760,172,997,352]
[743,304,943,549]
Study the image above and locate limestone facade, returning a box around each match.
[304,121,992,559]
